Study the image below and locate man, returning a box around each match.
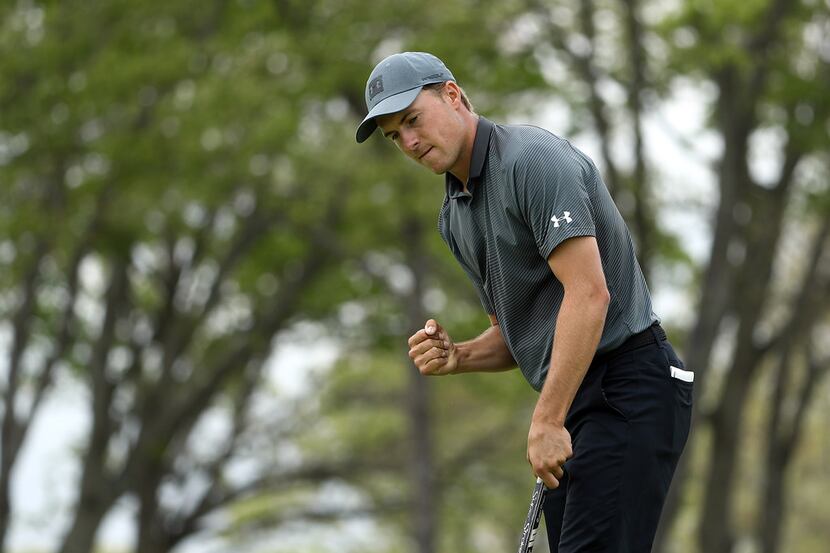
[356,51,693,553]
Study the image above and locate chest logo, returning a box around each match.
[550,211,573,228]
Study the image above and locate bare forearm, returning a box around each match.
[528,236,610,489]
[454,324,517,373]
[533,292,608,425]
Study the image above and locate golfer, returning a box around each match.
[356,51,693,553]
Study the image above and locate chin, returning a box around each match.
[423,159,451,175]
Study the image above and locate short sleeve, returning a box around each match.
[473,282,495,314]
[512,140,598,259]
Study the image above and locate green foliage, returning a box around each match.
[2,0,830,552]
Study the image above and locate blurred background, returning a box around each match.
[1,0,829,552]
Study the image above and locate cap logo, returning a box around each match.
[422,73,443,81]
[368,75,384,101]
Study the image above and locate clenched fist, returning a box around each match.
[527,420,572,489]
[407,319,458,375]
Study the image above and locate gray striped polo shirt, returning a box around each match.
[438,117,658,391]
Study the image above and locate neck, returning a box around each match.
[449,112,480,188]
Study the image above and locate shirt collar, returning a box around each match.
[445,116,494,200]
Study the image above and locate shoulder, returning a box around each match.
[494,124,570,164]
[494,124,586,175]
[493,124,596,190]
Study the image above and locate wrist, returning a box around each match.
[532,401,567,427]
[452,342,470,374]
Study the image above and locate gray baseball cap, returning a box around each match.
[355,52,455,143]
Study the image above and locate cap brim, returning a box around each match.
[355,86,423,143]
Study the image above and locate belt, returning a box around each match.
[594,323,666,364]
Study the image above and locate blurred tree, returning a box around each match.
[651,1,830,551]
[512,0,693,284]
[0,0,547,551]
[0,0,358,551]
[2,1,830,553]
[759,217,830,553]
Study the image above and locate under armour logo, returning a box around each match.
[368,75,384,101]
[550,211,573,227]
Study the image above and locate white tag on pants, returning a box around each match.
[670,365,694,382]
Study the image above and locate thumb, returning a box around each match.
[424,319,442,336]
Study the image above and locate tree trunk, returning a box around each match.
[0,426,17,553]
[58,259,129,553]
[653,66,750,552]
[57,500,115,553]
[406,355,437,553]
[0,241,46,551]
[759,342,791,553]
[759,459,787,553]
[758,220,830,553]
[761,339,830,553]
[699,344,759,553]
[698,179,795,553]
[620,0,654,282]
[0,474,10,553]
[402,209,437,553]
[58,450,119,553]
[135,474,167,553]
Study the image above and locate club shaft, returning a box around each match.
[517,477,546,553]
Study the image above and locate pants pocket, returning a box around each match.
[671,376,693,454]
[600,357,639,421]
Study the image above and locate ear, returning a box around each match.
[443,81,463,110]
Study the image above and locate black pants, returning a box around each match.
[543,325,693,553]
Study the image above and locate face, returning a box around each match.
[376,83,467,175]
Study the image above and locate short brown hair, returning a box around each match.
[423,81,474,113]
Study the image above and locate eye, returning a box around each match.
[409,115,419,124]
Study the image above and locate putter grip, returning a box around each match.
[517,477,546,553]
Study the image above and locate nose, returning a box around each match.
[399,128,420,156]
